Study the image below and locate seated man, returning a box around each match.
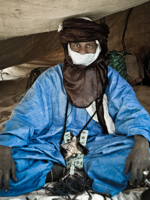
[0,17,150,198]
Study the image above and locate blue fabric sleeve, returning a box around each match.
[106,66,150,141]
[0,68,54,147]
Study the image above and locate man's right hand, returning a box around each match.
[0,145,17,191]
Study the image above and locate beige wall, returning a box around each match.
[103,1,150,54]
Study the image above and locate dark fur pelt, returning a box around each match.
[141,188,150,200]
[45,172,93,199]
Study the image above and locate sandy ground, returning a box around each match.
[133,85,150,114]
[0,77,28,131]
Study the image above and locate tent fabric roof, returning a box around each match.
[0,0,149,70]
[0,31,63,70]
[0,0,149,40]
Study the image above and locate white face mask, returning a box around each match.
[67,41,101,66]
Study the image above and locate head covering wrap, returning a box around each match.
[60,17,110,133]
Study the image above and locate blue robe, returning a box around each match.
[0,63,150,197]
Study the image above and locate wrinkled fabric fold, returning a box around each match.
[62,59,108,108]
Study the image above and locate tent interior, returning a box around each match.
[0,0,150,200]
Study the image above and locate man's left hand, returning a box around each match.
[124,135,150,186]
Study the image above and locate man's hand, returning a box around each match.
[0,145,17,191]
[124,135,150,186]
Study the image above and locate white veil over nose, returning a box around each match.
[67,40,101,66]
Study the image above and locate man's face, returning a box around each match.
[70,41,97,55]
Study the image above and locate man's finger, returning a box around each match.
[11,162,17,182]
[130,165,137,185]
[4,172,10,192]
[0,171,2,190]
[148,168,150,180]
[124,159,131,174]
[137,169,143,186]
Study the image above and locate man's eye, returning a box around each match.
[87,44,93,48]
[75,44,80,48]
[72,44,80,48]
